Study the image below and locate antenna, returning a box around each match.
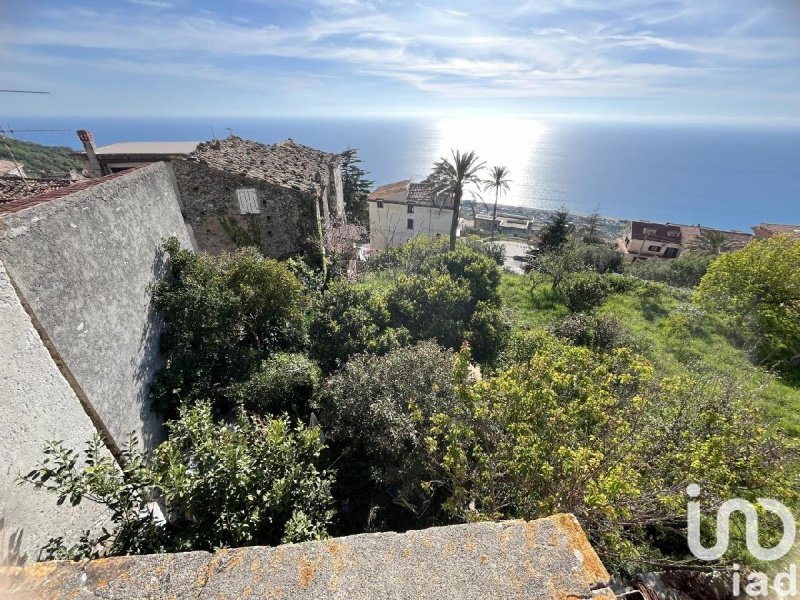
[225,127,234,137]
[0,131,31,190]
[0,89,50,94]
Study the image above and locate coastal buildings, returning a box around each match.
[752,223,800,240]
[621,220,753,260]
[368,179,454,249]
[474,213,535,238]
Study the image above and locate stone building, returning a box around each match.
[172,136,345,260]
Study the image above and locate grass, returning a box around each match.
[499,270,800,440]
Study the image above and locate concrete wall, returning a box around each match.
[0,162,191,455]
[0,514,616,599]
[368,200,453,249]
[0,262,108,566]
[172,160,322,259]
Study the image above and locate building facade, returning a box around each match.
[368,180,455,249]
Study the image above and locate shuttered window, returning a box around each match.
[236,188,260,214]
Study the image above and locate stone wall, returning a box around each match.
[0,262,109,566]
[171,160,322,260]
[0,514,616,599]
[0,162,192,455]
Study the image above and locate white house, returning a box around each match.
[368,180,456,249]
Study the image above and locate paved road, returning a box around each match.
[495,240,531,274]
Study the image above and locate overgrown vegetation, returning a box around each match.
[23,175,799,581]
[0,137,83,177]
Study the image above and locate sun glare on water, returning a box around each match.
[432,117,548,208]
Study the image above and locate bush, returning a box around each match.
[560,272,612,313]
[694,235,800,368]
[151,239,307,417]
[550,313,630,351]
[430,342,794,573]
[577,243,624,274]
[626,254,713,288]
[309,280,407,373]
[22,404,335,559]
[226,353,321,419]
[317,342,457,526]
[467,301,511,363]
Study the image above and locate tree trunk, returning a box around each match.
[449,190,462,251]
[491,189,499,242]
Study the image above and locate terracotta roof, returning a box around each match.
[0,177,74,207]
[752,223,800,239]
[679,225,753,249]
[368,179,411,201]
[0,169,137,216]
[188,136,339,196]
[629,220,682,244]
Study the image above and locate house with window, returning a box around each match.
[621,220,683,260]
[367,180,455,249]
[171,136,345,260]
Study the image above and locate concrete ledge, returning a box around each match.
[0,514,615,599]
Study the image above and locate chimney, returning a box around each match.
[77,130,104,178]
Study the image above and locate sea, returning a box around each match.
[6,116,799,231]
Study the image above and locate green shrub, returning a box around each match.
[317,342,457,528]
[431,342,794,574]
[151,239,307,417]
[22,404,335,559]
[467,301,511,363]
[227,353,321,419]
[560,271,612,313]
[626,254,713,288]
[577,243,624,274]
[551,313,631,352]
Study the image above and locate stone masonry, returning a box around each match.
[172,136,344,260]
[0,514,616,599]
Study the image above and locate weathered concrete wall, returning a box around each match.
[0,262,109,566]
[0,514,615,599]
[172,160,322,259]
[0,162,192,454]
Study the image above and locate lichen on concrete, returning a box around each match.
[0,513,614,599]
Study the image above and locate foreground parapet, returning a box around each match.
[0,513,615,599]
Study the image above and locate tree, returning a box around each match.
[430,341,793,573]
[688,230,732,255]
[150,238,307,417]
[21,404,335,559]
[340,148,373,227]
[626,253,712,288]
[538,209,572,252]
[483,166,511,241]
[530,239,586,288]
[317,342,457,529]
[581,205,603,243]
[694,234,800,368]
[559,271,612,313]
[428,150,486,251]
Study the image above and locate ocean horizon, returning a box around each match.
[6,116,799,231]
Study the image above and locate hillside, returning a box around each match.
[0,137,83,177]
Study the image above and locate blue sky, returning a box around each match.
[1,0,799,122]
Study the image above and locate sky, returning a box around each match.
[1,0,799,122]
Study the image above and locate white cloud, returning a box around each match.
[127,0,174,8]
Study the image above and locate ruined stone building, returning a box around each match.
[172,136,345,260]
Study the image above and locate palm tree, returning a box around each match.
[689,230,731,255]
[484,166,511,241]
[429,150,486,250]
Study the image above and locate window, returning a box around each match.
[407,203,414,214]
[667,230,679,237]
[376,200,384,208]
[648,245,661,252]
[407,218,414,230]
[236,188,260,214]
[625,236,630,247]
[664,247,679,258]
[643,227,657,235]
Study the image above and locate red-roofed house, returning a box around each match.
[752,223,800,240]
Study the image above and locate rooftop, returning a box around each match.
[0,177,74,208]
[629,220,683,244]
[0,170,137,216]
[188,136,339,196]
[753,223,800,239]
[368,179,411,201]
[92,141,201,156]
[679,225,753,249]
